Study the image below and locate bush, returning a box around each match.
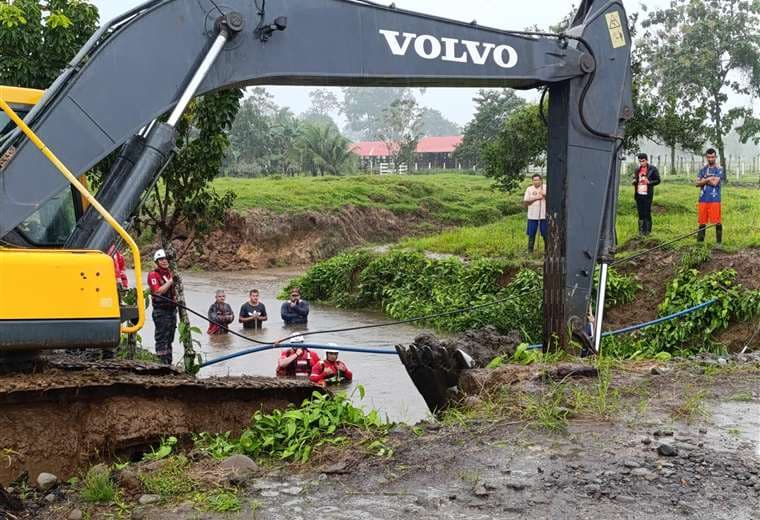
[288,250,643,343]
[193,389,387,464]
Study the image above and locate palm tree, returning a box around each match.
[297,123,355,176]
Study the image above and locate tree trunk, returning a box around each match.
[670,145,676,176]
[718,142,728,183]
[163,240,196,373]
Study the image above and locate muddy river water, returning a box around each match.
[132,268,432,424]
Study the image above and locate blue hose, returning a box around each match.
[200,299,719,366]
[526,298,718,350]
[200,342,399,368]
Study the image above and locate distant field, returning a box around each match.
[213,173,523,226]
[399,181,760,258]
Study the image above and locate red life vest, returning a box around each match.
[277,349,318,377]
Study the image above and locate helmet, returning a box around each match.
[153,249,167,262]
[325,350,339,357]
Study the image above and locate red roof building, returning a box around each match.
[351,136,463,157]
[351,136,464,171]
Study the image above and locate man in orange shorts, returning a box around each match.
[695,148,725,244]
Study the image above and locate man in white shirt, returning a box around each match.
[523,174,547,253]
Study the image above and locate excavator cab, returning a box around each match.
[0,86,143,353]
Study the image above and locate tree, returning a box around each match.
[0,0,99,88]
[419,107,460,137]
[648,94,705,175]
[227,88,278,174]
[341,87,418,140]
[640,0,760,174]
[307,89,340,116]
[454,89,526,167]
[378,98,424,173]
[269,107,301,175]
[141,91,241,249]
[300,88,341,131]
[297,122,355,176]
[482,103,545,192]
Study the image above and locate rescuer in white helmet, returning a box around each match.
[146,248,176,365]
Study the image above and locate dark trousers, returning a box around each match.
[635,194,653,234]
[527,219,548,251]
[152,307,177,365]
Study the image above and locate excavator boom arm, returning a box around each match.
[0,0,633,350]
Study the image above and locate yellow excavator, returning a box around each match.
[0,0,633,484]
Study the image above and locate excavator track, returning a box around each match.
[0,358,318,485]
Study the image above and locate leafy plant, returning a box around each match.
[236,387,385,463]
[192,432,237,460]
[595,267,641,307]
[645,268,760,354]
[177,322,203,374]
[143,436,178,461]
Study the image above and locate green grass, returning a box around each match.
[80,465,116,504]
[213,173,522,225]
[399,181,760,258]
[193,489,241,513]
[138,456,196,498]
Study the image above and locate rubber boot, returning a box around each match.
[527,235,536,253]
[638,219,645,236]
[697,225,706,242]
[716,224,723,244]
[644,218,652,236]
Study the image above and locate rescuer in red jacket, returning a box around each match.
[310,350,353,387]
[276,346,320,378]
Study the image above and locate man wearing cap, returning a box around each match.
[281,287,309,325]
[310,350,353,387]
[147,249,177,364]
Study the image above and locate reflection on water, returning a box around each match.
[129,268,431,423]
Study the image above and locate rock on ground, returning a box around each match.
[36,473,58,491]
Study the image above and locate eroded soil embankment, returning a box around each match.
[0,369,315,485]
[174,206,434,271]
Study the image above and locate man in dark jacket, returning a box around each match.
[281,287,309,325]
[633,153,661,236]
[207,290,234,335]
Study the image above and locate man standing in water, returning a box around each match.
[207,290,234,335]
[147,249,176,365]
[239,289,268,330]
[281,287,309,325]
[696,148,725,245]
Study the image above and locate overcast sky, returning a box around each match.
[91,0,671,126]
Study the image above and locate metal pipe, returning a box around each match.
[167,29,229,127]
[593,263,609,355]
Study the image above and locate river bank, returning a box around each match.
[9,354,759,519]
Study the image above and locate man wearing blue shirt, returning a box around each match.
[696,148,725,244]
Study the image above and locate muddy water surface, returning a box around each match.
[133,268,431,423]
